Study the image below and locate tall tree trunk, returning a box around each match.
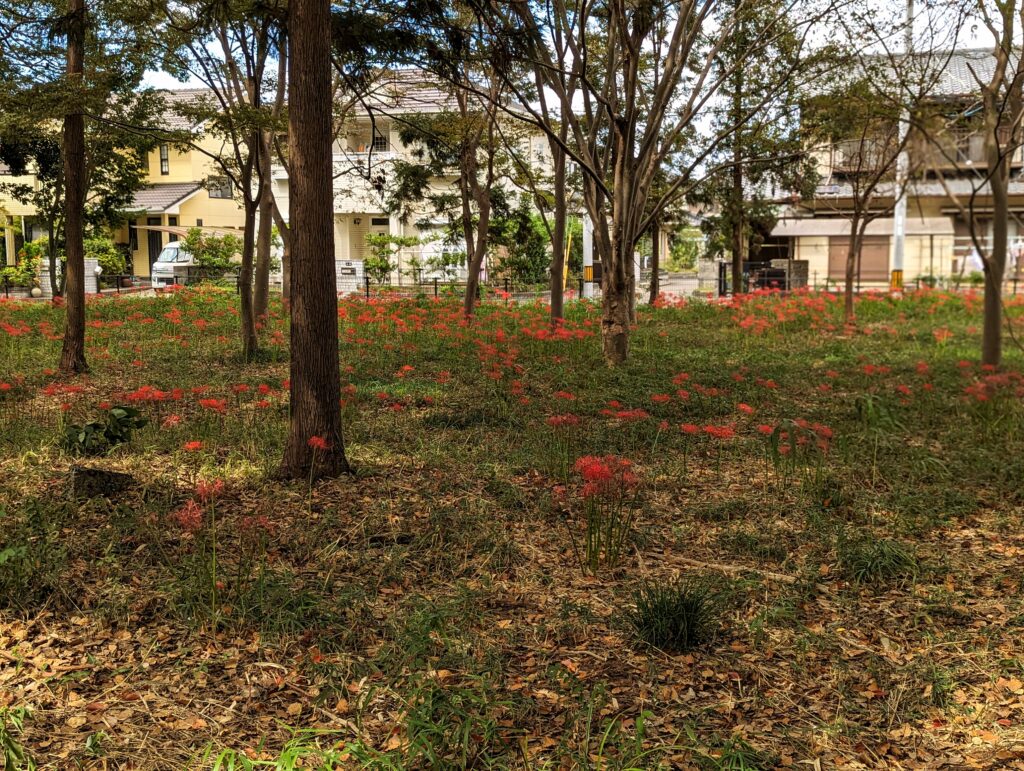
[239,197,259,360]
[59,0,87,374]
[253,131,273,320]
[549,143,567,324]
[648,220,660,304]
[279,0,349,479]
[730,71,745,296]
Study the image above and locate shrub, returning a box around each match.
[62,405,148,456]
[838,535,918,585]
[181,227,240,272]
[626,578,724,653]
[365,233,421,284]
[84,235,126,275]
[0,238,44,287]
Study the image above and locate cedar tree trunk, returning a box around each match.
[59,0,88,374]
[279,0,349,478]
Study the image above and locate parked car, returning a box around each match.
[151,241,194,287]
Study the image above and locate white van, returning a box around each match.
[151,241,195,287]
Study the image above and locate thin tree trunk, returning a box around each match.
[239,197,259,359]
[602,236,631,365]
[279,0,349,479]
[59,0,88,374]
[253,131,273,320]
[463,202,490,317]
[844,218,865,324]
[983,153,1009,367]
[48,222,60,297]
[549,143,567,323]
[649,220,660,304]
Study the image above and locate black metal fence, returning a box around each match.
[359,275,586,300]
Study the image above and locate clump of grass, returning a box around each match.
[838,536,918,585]
[626,578,725,653]
[696,733,776,770]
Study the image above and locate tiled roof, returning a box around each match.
[129,182,201,212]
[876,48,1020,100]
[155,88,216,131]
[360,69,461,114]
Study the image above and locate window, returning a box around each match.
[128,219,138,250]
[196,219,203,227]
[371,217,389,226]
[159,144,169,175]
[208,177,233,199]
[371,127,389,152]
[168,216,178,227]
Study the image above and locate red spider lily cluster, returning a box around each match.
[573,454,639,499]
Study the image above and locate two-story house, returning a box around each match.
[114,89,247,277]
[769,48,1024,289]
[270,69,551,284]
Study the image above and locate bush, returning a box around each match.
[0,238,44,287]
[84,235,126,275]
[626,578,724,652]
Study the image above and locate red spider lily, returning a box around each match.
[162,414,182,429]
[703,425,736,440]
[554,390,576,400]
[172,499,203,532]
[680,423,700,435]
[933,327,953,344]
[737,403,754,415]
[199,398,227,413]
[258,383,274,395]
[651,393,672,404]
[546,414,581,427]
[196,479,225,503]
[307,435,330,451]
[182,440,203,452]
[232,384,250,394]
[615,408,650,422]
[915,361,930,375]
[757,424,775,435]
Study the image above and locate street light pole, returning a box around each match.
[892,0,914,292]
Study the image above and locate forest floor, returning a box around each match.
[1,286,1024,770]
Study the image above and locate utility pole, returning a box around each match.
[891,0,914,292]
